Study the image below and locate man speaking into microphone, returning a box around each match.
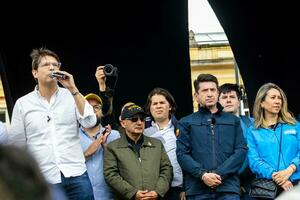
[9,47,96,200]
[176,74,247,200]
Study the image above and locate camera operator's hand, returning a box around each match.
[95,66,106,92]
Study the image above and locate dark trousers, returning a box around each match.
[165,186,183,200]
[240,177,255,200]
[56,171,94,200]
[187,192,240,200]
[240,168,255,200]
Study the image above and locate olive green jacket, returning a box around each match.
[104,134,172,200]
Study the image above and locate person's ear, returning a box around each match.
[120,120,126,128]
[32,70,38,78]
[194,92,198,98]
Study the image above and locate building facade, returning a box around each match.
[0,79,9,125]
[189,31,249,114]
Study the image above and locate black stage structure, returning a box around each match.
[1,1,299,120]
[208,1,300,119]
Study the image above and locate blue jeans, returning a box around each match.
[50,184,68,200]
[187,192,240,200]
[57,171,94,200]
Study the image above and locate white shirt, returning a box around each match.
[144,120,183,187]
[8,87,96,184]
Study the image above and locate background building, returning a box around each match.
[189,31,249,115]
[0,79,9,125]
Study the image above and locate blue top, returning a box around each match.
[79,126,120,200]
[247,122,300,181]
[0,121,8,144]
[239,116,254,173]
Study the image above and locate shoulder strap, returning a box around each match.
[240,115,252,128]
[277,124,283,171]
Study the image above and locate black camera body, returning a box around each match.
[103,64,118,97]
[103,64,118,77]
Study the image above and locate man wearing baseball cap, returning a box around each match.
[79,93,120,200]
[104,103,172,200]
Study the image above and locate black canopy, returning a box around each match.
[1,0,299,119]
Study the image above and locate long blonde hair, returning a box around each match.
[253,83,296,128]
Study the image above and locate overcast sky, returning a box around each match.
[188,0,224,33]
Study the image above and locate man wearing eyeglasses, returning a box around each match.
[104,103,172,200]
[9,47,97,200]
[79,93,120,200]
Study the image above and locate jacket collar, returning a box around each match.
[117,133,156,148]
[198,102,223,115]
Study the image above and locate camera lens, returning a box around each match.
[103,64,114,76]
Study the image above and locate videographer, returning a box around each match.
[95,65,118,129]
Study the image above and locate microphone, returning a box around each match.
[47,116,51,122]
[49,71,67,80]
[207,117,216,126]
[207,117,216,134]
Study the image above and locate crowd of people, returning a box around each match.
[0,47,299,200]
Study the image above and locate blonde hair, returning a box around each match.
[253,82,296,128]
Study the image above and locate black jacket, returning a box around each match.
[176,103,247,196]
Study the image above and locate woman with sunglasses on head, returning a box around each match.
[247,83,300,198]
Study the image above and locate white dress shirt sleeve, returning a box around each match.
[8,100,27,148]
[76,100,96,129]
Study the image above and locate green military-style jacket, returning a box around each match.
[104,134,173,200]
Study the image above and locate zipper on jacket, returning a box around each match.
[136,150,141,163]
[210,121,216,168]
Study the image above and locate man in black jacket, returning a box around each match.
[176,74,247,200]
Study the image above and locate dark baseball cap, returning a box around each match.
[120,103,147,120]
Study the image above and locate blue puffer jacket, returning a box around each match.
[247,122,300,181]
[176,103,247,196]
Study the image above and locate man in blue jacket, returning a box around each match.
[176,74,247,200]
[218,83,254,200]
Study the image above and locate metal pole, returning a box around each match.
[234,58,239,86]
[234,58,244,115]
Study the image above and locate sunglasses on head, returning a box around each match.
[126,116,145,122]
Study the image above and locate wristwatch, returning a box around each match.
[71,90,79,96]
